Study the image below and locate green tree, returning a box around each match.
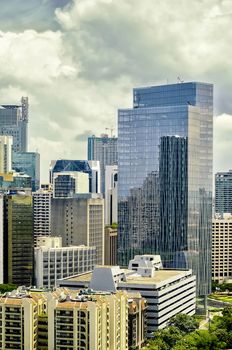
[173,330,226,350]
[169,314,199,334]
[0,284,16,294]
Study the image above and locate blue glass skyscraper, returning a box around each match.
[118,82,213,295]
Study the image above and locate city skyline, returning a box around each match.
[0,0,231,181]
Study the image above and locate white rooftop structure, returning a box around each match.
[58,255,196,336]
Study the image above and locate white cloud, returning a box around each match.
[0,0,232,180]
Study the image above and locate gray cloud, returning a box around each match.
[0,0,232,180]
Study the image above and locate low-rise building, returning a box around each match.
[212,214,232,283]
[34,236,96,288]
[0,287,145,350]
[58,255,196,337]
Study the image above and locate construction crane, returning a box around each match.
[105,127,115,137]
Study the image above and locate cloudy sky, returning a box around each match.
[0,0,232,181]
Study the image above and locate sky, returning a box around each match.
[0,0,232,182]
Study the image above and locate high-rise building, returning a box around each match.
[118,82,213,295]
[105,165,118,225]
[51,194,104,264]
[104,226,117,265]
[33,188,52,244]
[12,151,40,191]
[34,237,96,288]
[212,214,232,283]
[50,159,101,193]
[88,134,118,193]
[0,97,28,152]
[3,193,33,285]
[0,195,3,284]
[215,170,232,215]
[0,135,13,173]
[53,171,89,198]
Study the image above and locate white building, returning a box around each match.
[34,236,96,288]
[0,135,13,173]
[53,171,89,198]
[105,165,118,225]
[88,160,101,193]
[58,255,196,337]
[212,214,232,283]
[33,188,52,244]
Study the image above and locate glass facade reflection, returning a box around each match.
[118,82,213,295]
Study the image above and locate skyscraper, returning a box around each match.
[51,194,104,264]
[13,151,40,191]
[33,188,52,244]
[215,170,232,215]
[0,97,28,152]
[118,82,213,295]
[88,134,117,193]
[0,135,13,173]
[3,193,33,285]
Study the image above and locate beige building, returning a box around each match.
[212,215,232,283]
[0,288,136,350]
[48,289,129,350]
[0,294,38,350]
[104,227,117,265]
[51,194,104,264]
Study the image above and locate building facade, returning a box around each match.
[50,159,100,194]
[34,237,96,288]
[88,134,118,194]
[105,165,118,225]
[33,188,52,244]
[58,255,196,338]
[215,170,232,215]
[0,294,38,350]
[118,82,213,295]
[3,194,33,286]
[0,97,28,152]
[48,289,129,350]
[104,226,117,265]
[53,171,89,198]
[212,215,232,283]
[51,194,104,264]
[13,152,40,191]
[0,135,13,173]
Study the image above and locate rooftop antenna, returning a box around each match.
[177,76,184,83]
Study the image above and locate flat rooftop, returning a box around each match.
[60,268,193,288]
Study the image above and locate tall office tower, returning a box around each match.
[215,170,232,215]
[53,171,89,198]
[105,165,118,225]
[0,135,13,173]
[88,134,118,193]
[13,151,40,191]
[51,194,104,264]
[50,159,101,193]
[0,97,28,152]
[212,214,232,283]
[118,82,213,295]
[3,193,33,285]
[33,188,52,244]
